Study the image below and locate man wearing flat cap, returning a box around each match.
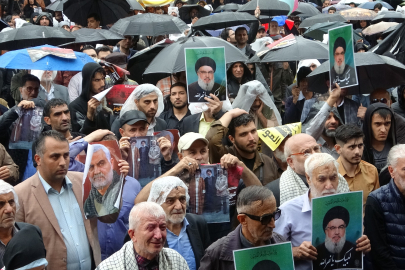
[313,206,361,270]
[330,37,357,87]
[188,56,227,102]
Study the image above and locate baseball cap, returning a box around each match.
[119,110,149,127]
[178,132,209,152]
[258,26,266,32]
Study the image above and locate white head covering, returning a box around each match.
[297,59,321,71]
[0,180,19,212]
[120,84,164,118]
[14,18,28,29]
[232,80,282,125]
[168,7,179,16]
[147,176,190,206]
[31,70,58,82]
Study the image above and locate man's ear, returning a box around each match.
[44,116,51,125]
[177,152,183,160]
[388,166,395,179]
[228,135,235,145]
[237,214,247,226]
[305,173,311,186]
[34,154,41,167]
[334,144,341,154]
[286,156,294,169]
[119,128,124,137]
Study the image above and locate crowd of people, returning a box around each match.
[0,0,403,269]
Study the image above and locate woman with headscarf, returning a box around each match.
[23,0,40,19]
[29,12,39,24]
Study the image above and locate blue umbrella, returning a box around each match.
[358,1,393,10]
[0,45,95,71]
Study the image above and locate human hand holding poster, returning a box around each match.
[185,47,227,103]
[328,25,358,88]
[233,242,294,270]
[312,191,363,270]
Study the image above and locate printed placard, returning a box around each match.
[9,107,43,150]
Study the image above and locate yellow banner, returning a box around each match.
[138,0,175,6]
[258,122,301,151]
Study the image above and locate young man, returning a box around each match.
[159,82,190,130]
[87,13,101,29]
[35,12,53,26]
[234,27,256,58]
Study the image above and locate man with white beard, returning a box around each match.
[31,70,70,104]
[84,144,122,218]
[274,153,371,270]
[187,57,227,102]
[147,176,211,270]
[330,37,357,87]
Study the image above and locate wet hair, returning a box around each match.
[87,13,100,22]
[21,74,40,88]
[43,98,68,118]
[96,45,112,55]
[335,124,364,145]
[170,82,187,94]
[81,44,96,52]
[228,114,255,138]
[372,108,392,120]
[34,130,67,157]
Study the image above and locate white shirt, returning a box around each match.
[40,84,55,101]
[147,117,157,136]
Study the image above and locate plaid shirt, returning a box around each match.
[156,76,177,97]
[135,251,159,270]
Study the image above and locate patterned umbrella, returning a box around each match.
[338,8,378,20]
[138,0,174,6]
[363,21,399,35]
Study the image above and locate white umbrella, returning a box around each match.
[363,21,399,35]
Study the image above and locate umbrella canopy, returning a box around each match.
[238,0,290,16]
[291,2,321,18]
[69,28,124,46]
[46,0,67,11]
[179,5,211,22]
[363,21,398,35]
[258,35,329,62]
[138,0,174,6]
[0,25,75,51]
[370,23,404,64]
[192,12,258,31]
[322,3,352,13]
[307,52,405,95]
[127,0,145,11]
[382,23,400,36]
[303,21,348,41]
[0,45,95,71]
[63,0,130,26]
[213,3,240,13]
[339,0,369,4]
[372,11,405,24]
[110,13,189,36]
[358,1,394,10]
[299,13,347,28]
[337,7,377,20]
[143,36,248,84]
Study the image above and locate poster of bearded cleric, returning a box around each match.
[328,25,358,88]
[185,47,227,103]
[82,141,124,219]
[312,191,363,270]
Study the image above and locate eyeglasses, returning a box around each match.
[240,208,281,225]
[371,98,388,104]
[326,225,346,231]
[289,144,322,157]
[198,71,214,75]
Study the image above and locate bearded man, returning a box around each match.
[84,144,121,218]
[330,37,357,87]
[188,57,226,102]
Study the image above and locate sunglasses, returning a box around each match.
[240,209,281,225]
[371,98,388,104]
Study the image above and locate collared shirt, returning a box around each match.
[159,108,191,131]
[166,218,196,270]
[198,113,213,137]
[38,172,92,270]
[134,250,159,270]
[274,190,312,270]
[318,137,340,159]
[40,84,55,101]
[147,117,157,136]
[337,157,379,208]
[0,226,18,268]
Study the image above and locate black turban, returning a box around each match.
[297,66,312,86]
[333,37,346,54]
[252,260,281,270]
[323,206,350,231]
[195,57,216,73]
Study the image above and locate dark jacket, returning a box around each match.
[69,63,111,135]
[239,43,256,59]
[159,108,191,131]
[392,85,405,119]
[362,103,396,170]
[110,114,167,140]
[179,110,225,136]
[226,62,253,100]
[284,97,306,124]
[199,224,284,270]
[365,179,405,270]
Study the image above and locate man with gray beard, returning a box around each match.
[147,176,211,270]
[330,37,357,87]
[84,144,122,218]
[188,57,227,102]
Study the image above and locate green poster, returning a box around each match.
[233,242,294,270]
[328,24,358,89]
[184,47,227,103]
[312,191,363,270]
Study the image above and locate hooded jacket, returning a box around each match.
[69,63,111,134]
[362,103,396,170]
[226,62,253,100]
[392,85,405,118]
[35,12,53,27]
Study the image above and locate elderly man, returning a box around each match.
[199,185,285,270]
[147,177,211,270]
[331,37,357,87]
[188,57,227,102]
[96,202,189,269]
[365,144,405,269]
[84,144,122,218]
[31,70,70,104]
[274,153,371,270]
[266,133,350,206]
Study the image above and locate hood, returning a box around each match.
[226,61,253,84]
[363,103,396,149]
[397,85,405,110]
[35,12,53,27]
[302,101,344,133]
[80,62,104,101]
[30,12,39,24]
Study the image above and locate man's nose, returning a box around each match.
[153,228,163,239]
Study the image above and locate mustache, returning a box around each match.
[322,188,336,195]
[92,172,107,181]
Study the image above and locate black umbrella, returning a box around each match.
[69,28,124,46]
[299,13,347,28]
[291,2,321,18]
[126,0,144,11]
[46,0,67,12]
[192,12,258,31]
[370,23,405,64]
[371,11,405,24]
[307,52,405,95]
[179,5,211,22]
[0,25,75,50]
[238,0,290,16]
[110,13,189,36]
[213,3,240,13]
[0,20,9,32]
[63,0,130,26]
[258,35,329,62]
[143,36,248,84]
[303,21,348,41]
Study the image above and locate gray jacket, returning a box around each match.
[38,84,70,104]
